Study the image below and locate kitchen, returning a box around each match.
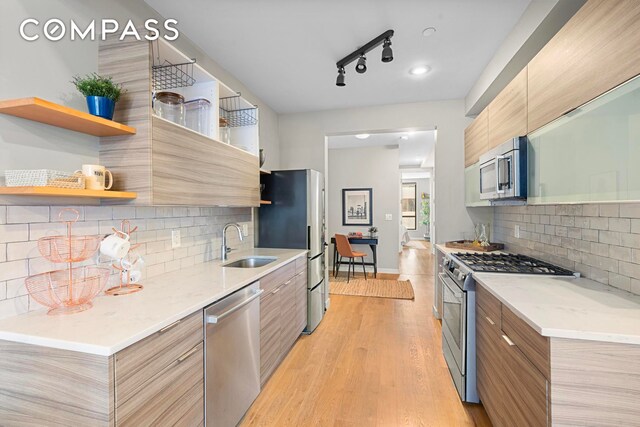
[1,0,640,426]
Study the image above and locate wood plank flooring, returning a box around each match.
[241,240,491,427]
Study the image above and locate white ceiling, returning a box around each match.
[328,130,435,167]
[145,0,531,113]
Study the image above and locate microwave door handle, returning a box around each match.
[496,155,505,194]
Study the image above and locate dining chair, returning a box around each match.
[334,234,367,283]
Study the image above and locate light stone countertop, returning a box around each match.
[0,248,307,356]
[474,273,640,345]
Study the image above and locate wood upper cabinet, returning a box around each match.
[487,67,527,149]
[98,36,260,207]
[528,0,640,132]
[464,108,488,167]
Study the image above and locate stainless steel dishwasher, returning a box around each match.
[205,282,263,426]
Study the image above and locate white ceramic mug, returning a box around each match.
[122,270,142,284]
[76,164,113,190]
[100,232,130,259]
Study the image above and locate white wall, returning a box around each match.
[0,0,280,173]
[278,100,477,244]
[328,145,400,273]
[402,178,430,240]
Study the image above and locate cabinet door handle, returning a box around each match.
[284,280,292,285]
[177,345,200,363]
[159,319,181,333]
[502,334,516,346]
[485,316,495,326]
[272,287,281,294]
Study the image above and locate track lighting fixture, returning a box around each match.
[381,38,393,63]
[335,29,394,87]
[356,55,367,74]
[336,67,346,87]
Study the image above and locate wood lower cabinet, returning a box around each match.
[259,257,308,386]
[527,0,640,132]
[476,284,548,427]
[114,311,204,426]
[464,109,488,167]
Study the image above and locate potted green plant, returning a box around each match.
[368,226,378,238]
[72,73,124,120]
[421,197,431,240]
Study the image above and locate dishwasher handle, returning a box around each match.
[206,289,264,324]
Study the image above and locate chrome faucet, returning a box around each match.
[221,223,244,261]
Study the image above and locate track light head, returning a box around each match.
[381,38,393,63]
[355,55,367,74]
[336,67,346,87]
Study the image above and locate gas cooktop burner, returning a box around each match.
[452,253,575,276]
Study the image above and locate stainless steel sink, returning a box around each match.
[223,256,277,268]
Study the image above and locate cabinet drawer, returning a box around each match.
[296,272,308,332]
[501,305,550,379]
[280,278,299,355]
[500,334,548,427]
[295,256,307,276]
[116,342,204,426]
[261,261,296,293]
[260,289,282,386]
[115,311,203,405]
[476,283,501,329]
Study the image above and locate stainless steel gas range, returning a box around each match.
[439,252,575,403]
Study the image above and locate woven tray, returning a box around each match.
[5,169,85,189]
[445,240,504,252]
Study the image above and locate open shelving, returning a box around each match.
[0,97,136,137]
[0,187,137,199]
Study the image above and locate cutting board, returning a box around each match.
[444,240,504,252]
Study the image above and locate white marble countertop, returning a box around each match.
[474,273,640,345]
[0,248,307,356]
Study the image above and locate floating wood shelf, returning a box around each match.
[260,168,271,175]
[0,187,137,199]
[0,97,136,137]
[260,200,272,205]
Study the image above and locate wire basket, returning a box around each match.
[25,266,110,315]
[38,235,102,263]
[219,95,258,127]
[5,169,85,189]
[152,60,196,91]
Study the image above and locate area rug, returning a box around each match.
[329,276,415,300]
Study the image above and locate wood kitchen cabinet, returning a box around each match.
[476,284,548,427]
[527,0,640,132]
[487,67,527,148]
[259,256,308,386]
[464,108,488,167]
[98,36,260,207]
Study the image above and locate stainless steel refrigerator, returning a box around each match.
[258,169,326,332]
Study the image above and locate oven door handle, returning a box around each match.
[439,273,464,299]
[496,155,505,194]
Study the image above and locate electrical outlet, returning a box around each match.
[385,214,393,221]
[171,230,181,248]
[242,223,249,237]
[514,225,520,239]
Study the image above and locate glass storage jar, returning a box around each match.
[154,91,185,126]
[219,117,231,144]
[185,98,212,137]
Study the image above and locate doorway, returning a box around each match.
[325,129,436,277]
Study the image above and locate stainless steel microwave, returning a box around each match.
[479,137,527,200]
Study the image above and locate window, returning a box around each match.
[402,182,417,230]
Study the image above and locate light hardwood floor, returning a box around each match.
[241,240,492,427]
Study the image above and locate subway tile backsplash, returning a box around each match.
[493,203,640,296]
[0,205,253,320]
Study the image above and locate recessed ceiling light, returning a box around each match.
[355,134,370,139]
[409,66,431,76]
[400,135,409,140]
[422,27,436,37]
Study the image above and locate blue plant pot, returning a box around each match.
[86,96,115,120]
